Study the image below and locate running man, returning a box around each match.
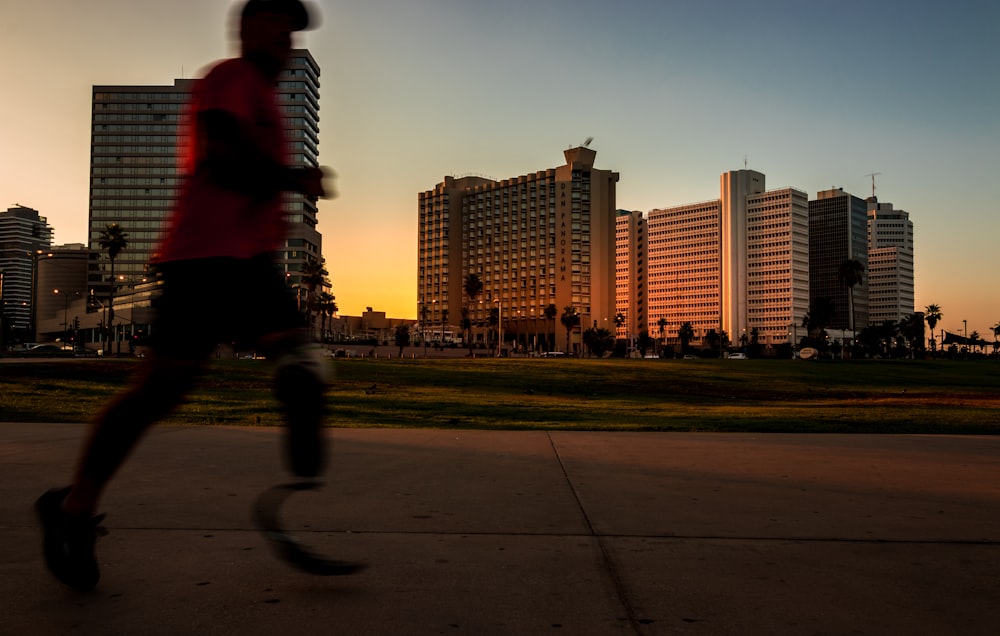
[36,0,329,590]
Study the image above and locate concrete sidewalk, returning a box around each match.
[2,423,998,635]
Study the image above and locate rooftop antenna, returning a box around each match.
[744,155,748,170]
[583,136,593,148]
[865,172,882,198]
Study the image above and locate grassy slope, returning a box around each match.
[1,358,998,433]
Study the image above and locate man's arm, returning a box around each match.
[197,109,326,200]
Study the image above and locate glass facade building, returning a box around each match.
[88,49,323,303]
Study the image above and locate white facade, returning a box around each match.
[745,187,810,345]
[615,210,646,341]
[867,199,914,324]
[647,199,722,344]
[646,170,807,347]
[720,170,765,340]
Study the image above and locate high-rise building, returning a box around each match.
[418,146,619,352]
[89,78,191,291]
[647,199,722,345]
[867,198,914,325]
[615,210,646,344]
[808,188,869,331]
[744,185,810,346]
[0,205,53,337]
[647,170,808,348]
[88,49,323,302]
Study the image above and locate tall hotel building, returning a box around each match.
[867,198,914,324]
[418,147,619,349]
[808,188,869,331]
[615,210,646,341]
[88,50,323,298]
[647,170,809,346]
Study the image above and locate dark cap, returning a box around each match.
[241,0,316,31]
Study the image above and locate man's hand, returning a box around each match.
[290,166,335,200]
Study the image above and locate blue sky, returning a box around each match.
[1,0,997,335]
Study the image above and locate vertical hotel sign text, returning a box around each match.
[559,182,568,282]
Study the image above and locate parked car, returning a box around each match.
[727,352,748,359]
[23,344,75,358]
[539,351,565,357]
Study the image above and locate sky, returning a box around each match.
[1,0,998,337]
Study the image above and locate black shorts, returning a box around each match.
[149,254,302,359]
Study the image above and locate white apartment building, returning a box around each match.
[614,209,646,342]
[647,170,808,346]
[744,186,810,345]
[647,199,722,345]
[867,198,914,324]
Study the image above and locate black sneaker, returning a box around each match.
[35,488,104,591]
[274,364,326,478]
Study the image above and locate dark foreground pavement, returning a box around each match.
[2,423,998,635]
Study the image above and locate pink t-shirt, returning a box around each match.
[157,58,288,262]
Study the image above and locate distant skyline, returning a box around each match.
[1,0,997,336]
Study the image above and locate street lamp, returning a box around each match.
[493,297,502,357]
[57,289,82,346]
[431,299,437,346]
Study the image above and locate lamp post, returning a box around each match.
[431,299,437,347]
[531,307,536,354]
[419,300,428,358]
[493,297,502,357]
[54,289,68,334]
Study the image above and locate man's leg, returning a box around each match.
[64,356,205,516]
[261,329,329,478]
[37,356,204,590]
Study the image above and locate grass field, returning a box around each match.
[2,358,999,434]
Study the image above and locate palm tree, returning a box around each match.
[315,292,337,342]
[678,321,695,355]
[900,313,925,357]
[704,329,720,356]
[924,304,943,352]
[464,274,483,353]
[98,223,128,354]
[560,306,580,354]
[970,331,983,355]
[300,256,328,336]
[838,259,865,345]
[582,327,615,358]
[460,306,471,355]
[657,317,668,354]
[878,320,899,357]
[802,297,836,346]
[543,304,557,352]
